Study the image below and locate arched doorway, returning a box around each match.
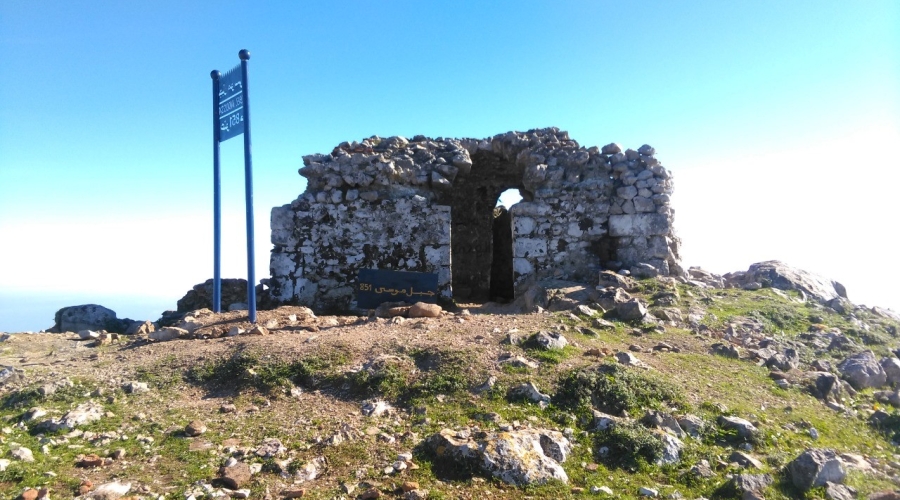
[448,151,527,302]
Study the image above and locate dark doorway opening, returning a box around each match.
[448,151,526,302]
[591,236,620,270]
[490,206,514,301]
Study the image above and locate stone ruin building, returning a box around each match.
[268,127,682,312]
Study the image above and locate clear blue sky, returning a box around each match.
[1,1,898,331]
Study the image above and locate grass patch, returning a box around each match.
[347,349,479,402]
[554,362,686,416]
[188,349,347,394]
[524,345,578,365]
[594,421,665,469]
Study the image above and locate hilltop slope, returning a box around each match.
[2,274,900,499]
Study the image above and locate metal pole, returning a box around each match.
[239,49,257,324]
[210,70,222,314]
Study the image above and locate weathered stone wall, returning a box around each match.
[269,127,681,311]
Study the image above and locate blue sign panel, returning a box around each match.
[217,64,244,142]
[357,269,439,309]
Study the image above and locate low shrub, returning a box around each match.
[554,362,685,415]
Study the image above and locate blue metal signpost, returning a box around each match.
[210,49,257,324]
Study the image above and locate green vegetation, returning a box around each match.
[554,362,686,416]
[347,348,479,402]
[594,421,665,468]
[188,349,347,394]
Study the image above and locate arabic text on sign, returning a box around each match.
[217,64,244,142]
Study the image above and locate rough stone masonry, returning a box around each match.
[268,127,682,311]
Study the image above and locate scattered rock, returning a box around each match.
[638,486,658,497]
[825,482,857,500]
[838,350,887,390]
[731,474,773,498]
[18,489,40,500]
[729,451,763,469]
[644,410,684,436]
[10,446,34,462]
[255,438,287,458]
[375,301,410,318]
[402,489,428,500]
[248,325,269,336]
[41,401,103,431]
[717,416,758,440]
[149,327,187,342]
[656,432,683,465]
[510,382,551,404]
[427,427,571,486]
[882,357,900,385]
[532,331,568,350]
[815,372,842,401]
[766,349,799,371]
[616,299,648,321]
[498,353,539,369]
[676,415,704,437]
[362,400,393,417]
[124,320,155,335]
[123,381,149,394]
[77,453,104,468]
[710,343,741,359]
[185,420,207,437]
[598,271,636,291]
[615,351,648,368]
[409,302,442,318]
[78,329,101,340]
[592,317,616,329]
[690,460,714,478]
[86,480,131,499]
[868,492,900,500]
[473,376,497,394]
[359,488,381,499]
[592,410,621,431]
[786,448,846,491]
[575,304,598,317]
[725,261,847,304]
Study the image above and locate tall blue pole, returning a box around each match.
[239,49,257,324]
[210,70,222,314]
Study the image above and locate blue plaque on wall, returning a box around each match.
[357,269,439,309]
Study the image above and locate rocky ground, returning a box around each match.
[3,264,900,499]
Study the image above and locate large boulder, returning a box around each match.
[616,298,648,321]
[717,416,759,440]
[531,331,568,350]
[838,351,887,390]
[786,448,846,491]
[177,278,250,313]
[39,401,104,432]
[881,357,900,386]
[53,304,123,333]
[426,428,570,486]
[724,261,847,305]
[731,474,773,499]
